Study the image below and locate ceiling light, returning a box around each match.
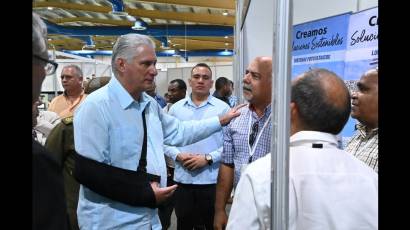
[222,11,228,16]
[47,7,54,10]
[225,43,229,46]
[131,21,146,30]
[224,36,228,39]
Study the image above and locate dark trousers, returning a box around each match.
[158,167,175,229]
[174,183,216,230]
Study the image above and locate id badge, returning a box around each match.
[240,163,249,175]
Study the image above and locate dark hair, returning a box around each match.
[191,63,212,76]
[170,79,187,91]
[291,68,351,134]
[229,80,234,87]
[215,77,229,90]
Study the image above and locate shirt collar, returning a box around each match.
[249,103,272,119]
[356,123,378,138]
[290,131,338,148]
[108,77,150,110]
[63,90,85,97]
[185,93,215,107]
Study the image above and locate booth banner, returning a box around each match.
[344,7,378,81]
[341,7,378,146]
[291,13,350,78]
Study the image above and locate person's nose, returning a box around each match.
[351,91,358,99]
[148,65,157,76]
[243,72,251,84]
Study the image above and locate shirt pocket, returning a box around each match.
[110,127,142,166]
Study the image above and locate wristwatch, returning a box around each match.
[205,154,213,165]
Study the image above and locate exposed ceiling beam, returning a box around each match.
[46,21,233,37]
[126,8,234,26]
[34,2,109,13]
[135,0,235,10]
[49,38,84,46]
[171,36,234,43]
[170,38,233,50]
[50,17,133,26]
[34,2,235,25]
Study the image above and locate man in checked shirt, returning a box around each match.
[346,68,378,172]
[214,56,273,230]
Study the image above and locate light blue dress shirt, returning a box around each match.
[165,95,230,184]
[74,77,222,230]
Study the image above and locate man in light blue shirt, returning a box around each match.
[73,34,243,230]
[165,63,230,229]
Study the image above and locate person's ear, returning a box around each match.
[116,58,126,73]
[290,102,298,122]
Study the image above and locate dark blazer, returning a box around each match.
[32,138,69,230]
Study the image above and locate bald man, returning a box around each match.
[214,56,273,230]
[226,68,378,230]
[346,68,378,172]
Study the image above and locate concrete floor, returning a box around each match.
[167,204,232,230]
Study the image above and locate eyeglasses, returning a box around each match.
[249,121,259,147]
[33,54,58,75]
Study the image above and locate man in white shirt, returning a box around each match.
[227,68,378,230]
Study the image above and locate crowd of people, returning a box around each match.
[33,12,378,230]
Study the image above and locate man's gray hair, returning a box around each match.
[33,12,48,59]
[111,34,156,77]
[63,65,83,78]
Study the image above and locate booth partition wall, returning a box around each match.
[235,0,377,229]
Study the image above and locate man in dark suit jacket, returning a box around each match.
[32,12,69,230]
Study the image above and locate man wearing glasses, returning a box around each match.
[32,12,68,230]
[48,65,87,118]
[214,56,273,230]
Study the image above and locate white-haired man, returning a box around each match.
[73,33,244,229]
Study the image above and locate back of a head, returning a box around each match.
[111,34,155,77]
[291,68,351,134]
[33,13,48,59]
[215,77,229,91]
[84,77,111,94]
[33,13,48,105]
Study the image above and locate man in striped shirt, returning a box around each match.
[346,68,378,172]
[214,56,273,230]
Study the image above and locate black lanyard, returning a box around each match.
[137,108,148,172]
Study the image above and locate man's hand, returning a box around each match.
[219,104,247,126]
[176,153,194,163]
[150,182,177,204]
[214,209,228,230]
[182,154,208,170]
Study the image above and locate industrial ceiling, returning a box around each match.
[33,0,236,59]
